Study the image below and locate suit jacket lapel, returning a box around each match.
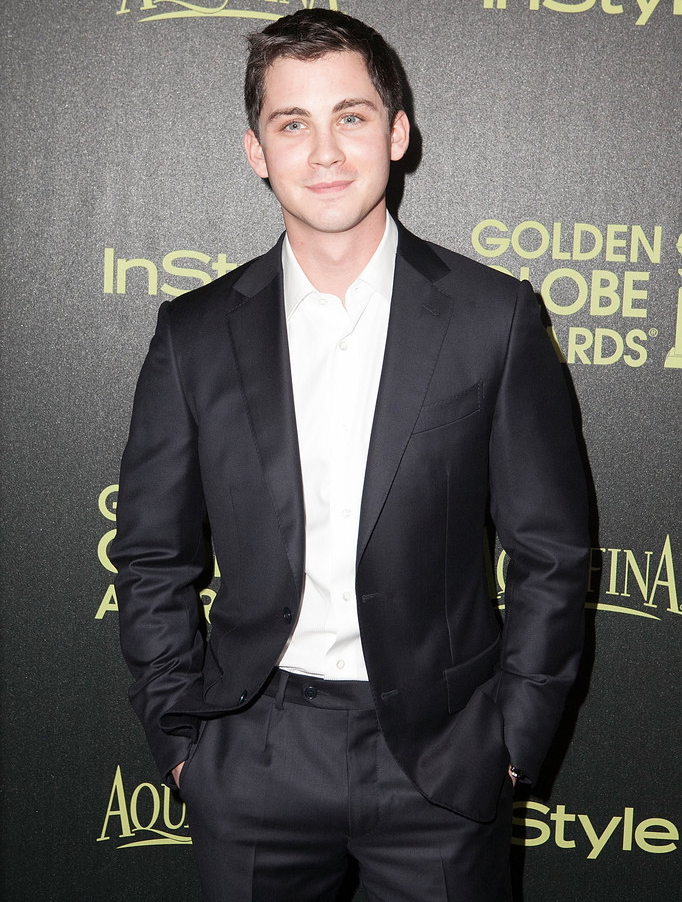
[222,227,453,588]
[225,239,306,598]
[357,227,453,564]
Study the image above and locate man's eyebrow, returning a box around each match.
[266,98,380,124]
[332,98,379,114]
[267,106,310,123]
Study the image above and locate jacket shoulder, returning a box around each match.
[397,224,522,300]
[162,237,283,327]
[428,241,520,294]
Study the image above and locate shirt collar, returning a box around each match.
[282,212,398,321]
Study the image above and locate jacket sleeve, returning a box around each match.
[111,301,207,783]
[488,280,590,783]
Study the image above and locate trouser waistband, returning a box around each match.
[262,668,375,710]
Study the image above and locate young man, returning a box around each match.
[113,9,589,901]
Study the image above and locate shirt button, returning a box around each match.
[319,297,328,305]
[339,340,348,351]
[336,660,345,670]
[343,591,351,601]
[341,508,351,518]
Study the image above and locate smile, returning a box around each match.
[306,181,353,194]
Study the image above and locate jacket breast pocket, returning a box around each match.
[413,381,482,434]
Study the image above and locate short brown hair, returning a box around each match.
[245,8,404,138]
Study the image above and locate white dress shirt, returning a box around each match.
[278,213,398,681]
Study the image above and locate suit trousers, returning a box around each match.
[179,669,513,902]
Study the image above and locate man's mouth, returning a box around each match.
[307,180,353,194]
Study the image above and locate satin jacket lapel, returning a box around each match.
[225,239,306,598]
[357,228,453,564]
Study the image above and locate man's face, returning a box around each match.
[244,51,409,241]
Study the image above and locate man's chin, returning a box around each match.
[284,204,386,238]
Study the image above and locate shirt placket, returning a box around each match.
[325,289,369,678]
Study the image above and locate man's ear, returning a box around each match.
[244,129,269,179]
[389,110,410,162]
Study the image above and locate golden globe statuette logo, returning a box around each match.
[664,248,682,368]
[116,0,338,23]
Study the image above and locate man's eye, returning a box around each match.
[283,121,304,131]
[341,115,361,125]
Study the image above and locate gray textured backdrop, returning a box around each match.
[1,2,681,900]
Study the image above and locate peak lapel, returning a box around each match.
[357,231,453,564]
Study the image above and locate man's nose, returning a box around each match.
[309,127,345,167]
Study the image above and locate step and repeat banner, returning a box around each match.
[1,2,680,900]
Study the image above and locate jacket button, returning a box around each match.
[283,607,292,624]
[304,686,317,700]
[238,690,248,705]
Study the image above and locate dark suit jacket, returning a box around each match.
[112,224,589,822]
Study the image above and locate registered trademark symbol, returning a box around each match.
[649,328,659,337]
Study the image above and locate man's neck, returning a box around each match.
[284,205,387,302]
